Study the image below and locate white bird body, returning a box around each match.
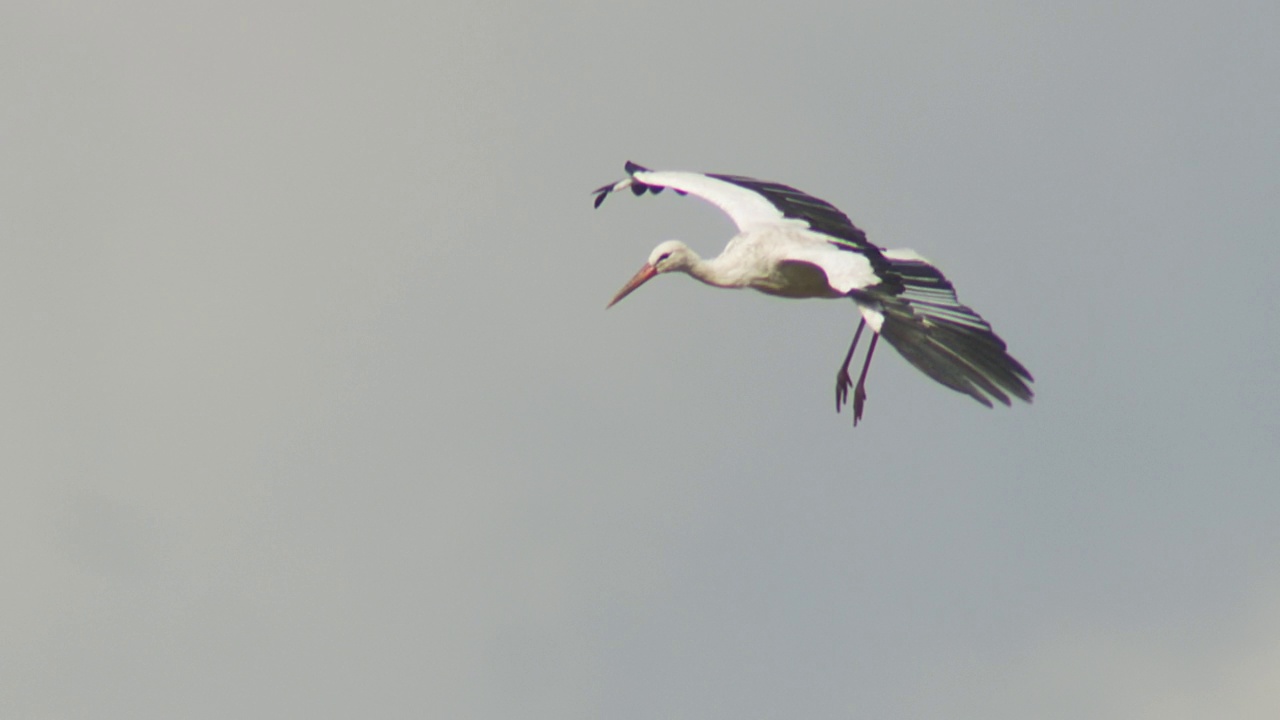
[596,162,1033,425]
[650,231,878,297]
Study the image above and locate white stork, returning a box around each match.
[595,161,1033,426]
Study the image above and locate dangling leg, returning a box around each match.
[835,319,866,413]
[852,332,880,426]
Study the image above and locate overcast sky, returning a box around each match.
[3,1,1278,718]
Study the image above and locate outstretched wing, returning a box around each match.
[854,249,1034,407]
[593,161,878,254]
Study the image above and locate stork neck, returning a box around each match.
[684,252,746,289]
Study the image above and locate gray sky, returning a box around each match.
[3,1,1278,718]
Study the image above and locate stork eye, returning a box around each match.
[656,251,672,264]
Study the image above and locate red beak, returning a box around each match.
[607,263,657,308]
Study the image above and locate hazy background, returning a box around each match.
[3,1,1278,717]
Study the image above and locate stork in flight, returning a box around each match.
[594,161,1034,426]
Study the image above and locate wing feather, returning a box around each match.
[857,251,1034,406]
[594,162,796,231]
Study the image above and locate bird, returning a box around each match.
[594,161,1034,426]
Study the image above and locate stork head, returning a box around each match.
[607,240,696,308]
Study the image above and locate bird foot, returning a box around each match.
[835,370,853,413]
[852,383,867,426]
[836,370,868,425]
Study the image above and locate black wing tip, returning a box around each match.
[593,161,654,208]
